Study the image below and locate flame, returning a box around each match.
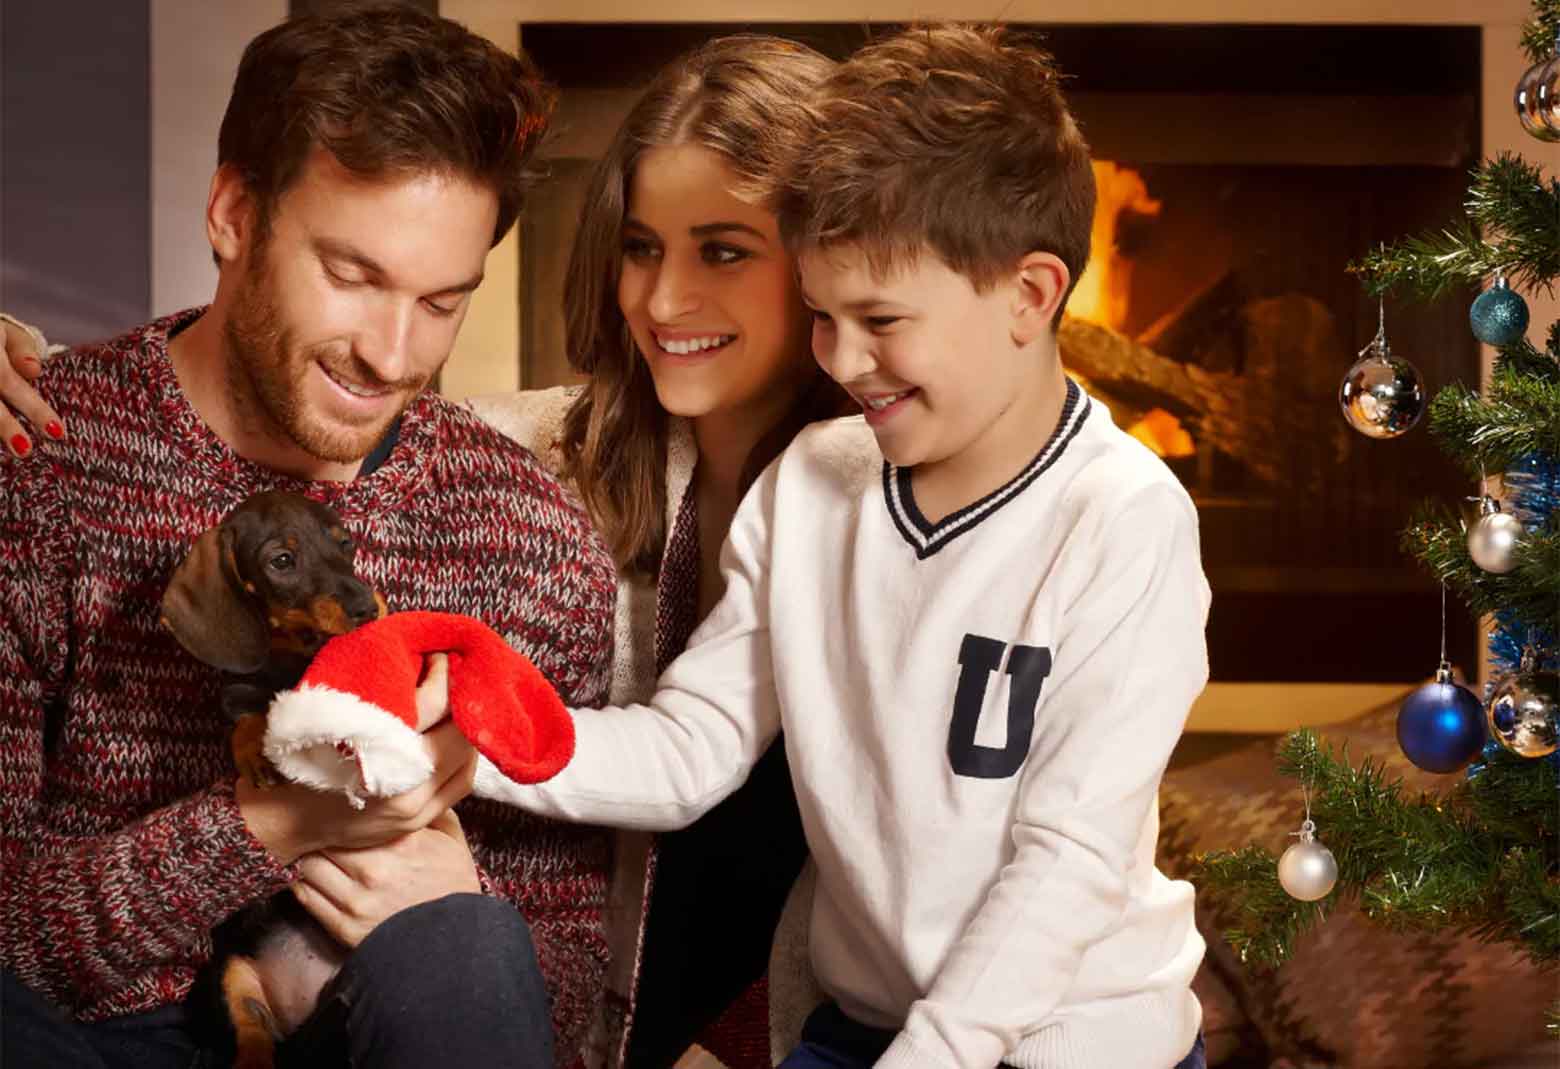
[1068,161,1161,332]
[1065,162,1187,459]
[1128,408,1195,459]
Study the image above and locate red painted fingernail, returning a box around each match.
[45,421,64,440]
[10,434,30,457]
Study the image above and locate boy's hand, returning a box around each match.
[0,317,64,457]
[290,809,481,947]
[414,652,452,731]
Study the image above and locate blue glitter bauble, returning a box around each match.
[1469,285,1530,346]
[1397,679,1487,773]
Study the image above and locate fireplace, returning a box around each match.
[515,23,1483,693]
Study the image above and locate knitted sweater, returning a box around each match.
[0,310,619,1062]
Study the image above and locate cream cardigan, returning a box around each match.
[467,385,699,1069]
[466,387,820,1069]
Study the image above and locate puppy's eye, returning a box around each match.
[269,552,296,572]
[338,538,354,554]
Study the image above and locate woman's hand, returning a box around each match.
[0,317,64,458]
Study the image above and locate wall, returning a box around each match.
[150,1,287,318]
[1,1,151,345]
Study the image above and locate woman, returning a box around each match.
[0,35,847,1069]
[471,35,845,1069]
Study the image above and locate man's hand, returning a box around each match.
[236,656,477,863]
[0,317,64,458]
[290,808,481,947]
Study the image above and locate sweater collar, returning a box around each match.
[883,378,1091,560]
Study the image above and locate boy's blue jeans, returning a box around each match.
[778,1001,1207,1069]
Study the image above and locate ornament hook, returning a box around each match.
[1359,293,1390,361]
[1289,781,1317,842]
[1435,580,1453,682]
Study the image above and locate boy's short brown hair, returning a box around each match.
[777,24,1095,317]
[219,2,554,248]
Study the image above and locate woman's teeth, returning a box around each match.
[865,391,910,411]
[658,334,735,355]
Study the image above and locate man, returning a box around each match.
[0,6,618,1067]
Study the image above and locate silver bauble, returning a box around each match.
[1467,498,1523,574]
[1339,350,1424,439]
[1277,823,1338,901]
[1514,53,1560,143]
[1487,655,1559,759]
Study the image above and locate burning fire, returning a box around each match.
[1069,160,1161,332]
[1066,161,1192,460]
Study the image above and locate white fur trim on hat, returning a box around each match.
[264,684,432,808]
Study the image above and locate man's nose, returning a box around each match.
[355,298,416,384]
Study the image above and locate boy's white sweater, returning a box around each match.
[481,383,1209,1069]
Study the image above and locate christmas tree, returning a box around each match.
[1193,0,1560,1017]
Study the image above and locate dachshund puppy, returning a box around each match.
[162,490,385,786]
[162,490,385,1069]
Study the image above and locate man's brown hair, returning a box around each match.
[218,2,554,248]
[777,24,1096,321]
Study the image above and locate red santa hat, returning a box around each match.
[263,611,572,807]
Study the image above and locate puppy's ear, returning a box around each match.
[160,526,270,674]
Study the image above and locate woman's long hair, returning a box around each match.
[559,36,846,577]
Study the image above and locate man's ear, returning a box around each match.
[1010,252,1071,346]
[206,164,258,267]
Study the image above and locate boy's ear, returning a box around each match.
[206,164,258,267]
[1010,252,1071,346]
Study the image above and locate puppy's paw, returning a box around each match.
[231,714,280,789]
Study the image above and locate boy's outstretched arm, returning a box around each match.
[885,484,1210,1069]
[475,469,784,831]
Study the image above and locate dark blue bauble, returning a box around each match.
[1397,679,1486,773]
[1469,285,1530,346]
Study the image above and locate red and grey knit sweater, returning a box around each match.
[0,309,619,1061]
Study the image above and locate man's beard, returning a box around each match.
[223,250,427,465]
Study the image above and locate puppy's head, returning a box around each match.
[161,491,386,673]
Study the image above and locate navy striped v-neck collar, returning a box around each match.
[883,379,1090,560]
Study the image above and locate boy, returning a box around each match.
[484,25,1208,1069]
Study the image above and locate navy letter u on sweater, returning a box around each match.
[948,635,1050,779]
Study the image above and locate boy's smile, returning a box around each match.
[800,244,1070,522]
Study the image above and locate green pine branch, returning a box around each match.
[1423,376,1560,476]
[1353,156,1560,299]
[1523,0,1560,64]
[1193,730,1559,968]
[1402,507,1560,636]
[1496,333,1560,385]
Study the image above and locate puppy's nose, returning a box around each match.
[343,586,381,627]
